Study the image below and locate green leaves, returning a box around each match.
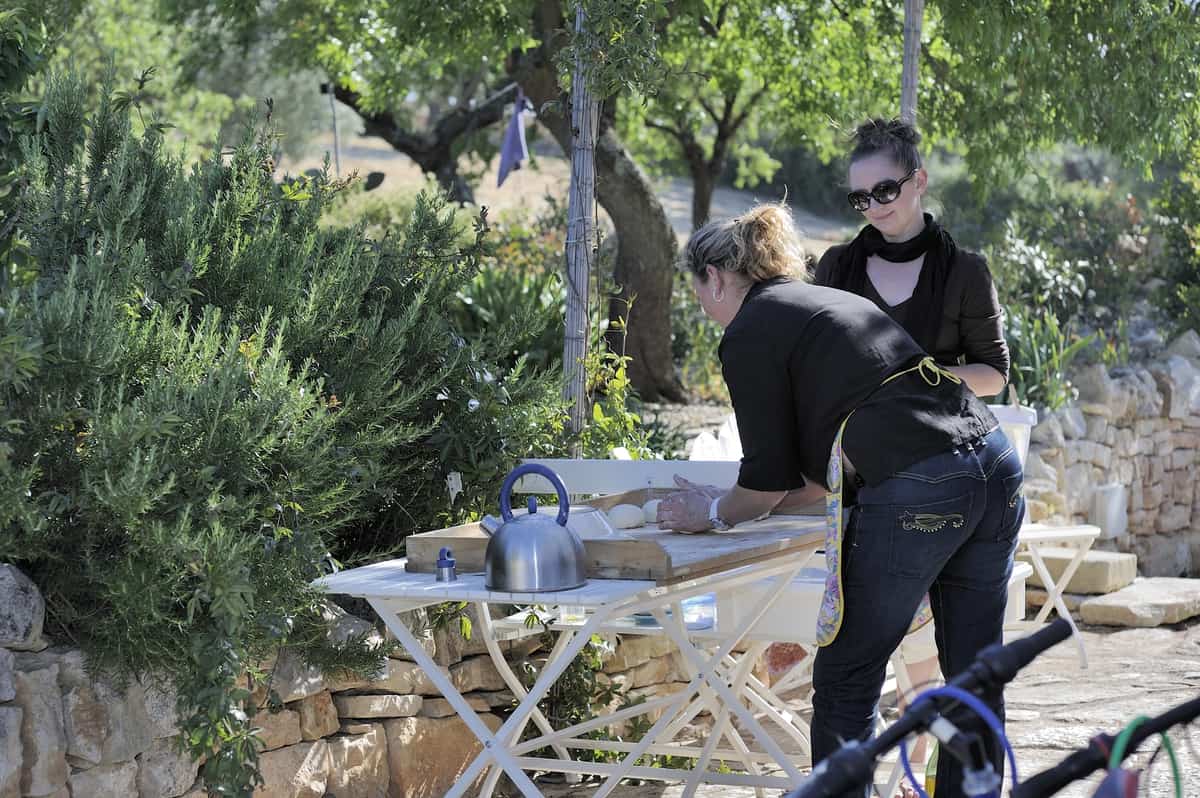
[2,71,570,795]
[1005,305,1097,411]
[934,0,1200,185]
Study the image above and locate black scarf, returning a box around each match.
[830,213,957,354]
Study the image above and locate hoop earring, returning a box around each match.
[711,287,724,303]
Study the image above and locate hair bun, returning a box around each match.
[885,118,919,143]
[849,116,923,170]
[732,203,806,282]
[853,117,920,147]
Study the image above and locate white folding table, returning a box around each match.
[1011,523,1098,668]
[314,522,827,797]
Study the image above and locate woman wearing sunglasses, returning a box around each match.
[659,203,1023,798]
[814,117,1009,399]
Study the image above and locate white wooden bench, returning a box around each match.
[513,457,739,495]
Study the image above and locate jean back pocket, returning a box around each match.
[887,492,975,579]
[998,472,1026,541]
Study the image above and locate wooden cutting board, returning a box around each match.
[405,488,825,584]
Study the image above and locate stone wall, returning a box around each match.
[1023,330,1200,576]
[0,565,695,798]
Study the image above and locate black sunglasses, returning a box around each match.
[847,169,918,212]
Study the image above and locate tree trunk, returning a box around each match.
[515,1,686,403]
[596,132,685,402]
[431,156,475,205]
[691,163,718,231]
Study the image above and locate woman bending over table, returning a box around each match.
[656,204,1025,798]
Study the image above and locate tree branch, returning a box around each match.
[643,118,689,146]
[430,85,510,145]
[330,84,427,156]
[920,42,952,88]
[330,80,509,167]
[731,84,770,133]
[698,2,729,38]
[697,95,721,125]
[718,88,737,131]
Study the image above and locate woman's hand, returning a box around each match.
[656,488,715,534]
[671,474,723,499]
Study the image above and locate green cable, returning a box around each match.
[1108,715,1182,798]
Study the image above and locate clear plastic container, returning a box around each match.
[681,594,716,631]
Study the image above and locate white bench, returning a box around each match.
[990,406,1096,669]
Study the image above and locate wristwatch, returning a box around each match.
[708,497,733,531]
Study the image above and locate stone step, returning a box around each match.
[1017,547,1137,594]
[1080,578,1200,627]
[1024,587,1086,613]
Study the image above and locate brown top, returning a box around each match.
[814,244,1010,382]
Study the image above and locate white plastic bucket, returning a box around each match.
[987,404,1038,468]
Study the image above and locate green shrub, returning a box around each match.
[762,142,859,225]
[935,148,1155,329]
[933,150,1162,407]
[449,201,568,375]
[671,273,728,403]
[1004,305,1096,411]
[318,175,454,238]
[0,72,568,795]
[1152,144,1200,337]
[0,5,50,284]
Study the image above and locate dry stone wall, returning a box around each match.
[1023,330,1200,576]
[0,565,696,797]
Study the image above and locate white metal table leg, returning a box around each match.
[366,598,544,798]
[1025,544,1089,668]
[649,608,806,785]
[660,599,764,797]
[476,604,579,797]
[458,600,639,797]
[683,640,766,797]
[647,561,810,786]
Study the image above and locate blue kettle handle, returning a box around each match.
[499,464,570,526]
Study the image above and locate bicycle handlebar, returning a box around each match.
[789,619,1073,798]
[1012,694,1200,798]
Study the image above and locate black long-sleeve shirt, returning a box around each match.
[720,278,996,491]
[814,245,1010,382]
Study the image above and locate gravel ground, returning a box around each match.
[533,621,1200,797]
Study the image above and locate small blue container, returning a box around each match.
[436,547,457,582]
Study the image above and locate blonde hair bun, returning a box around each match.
[732,203,807,282]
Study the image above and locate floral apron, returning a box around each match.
[816,357,961,647]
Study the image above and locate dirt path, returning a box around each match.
[280,132,853,256]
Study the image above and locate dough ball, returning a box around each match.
[642,499,662,524]
[606,503,645,529]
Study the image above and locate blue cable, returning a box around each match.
[896,684,1018,798]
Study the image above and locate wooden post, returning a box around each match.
[564,3,600,443]
[328,76,341,177]
[901,0,924,124]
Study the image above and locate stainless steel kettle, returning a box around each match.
[479,463,588,593]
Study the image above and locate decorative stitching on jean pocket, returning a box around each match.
[899,511,966,533]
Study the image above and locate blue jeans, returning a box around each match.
[810,426,1024,798]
